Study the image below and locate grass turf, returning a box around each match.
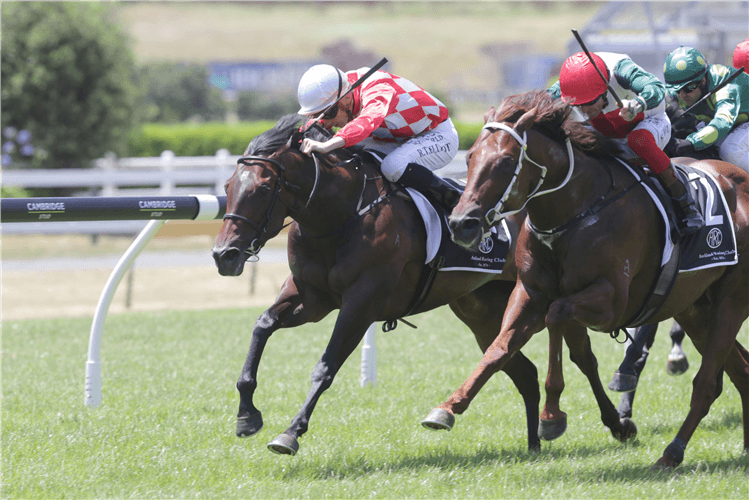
[2,307,747,498]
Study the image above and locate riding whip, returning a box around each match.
[683,66,745,114]
[310,57,389,125]
[571,29,623,107]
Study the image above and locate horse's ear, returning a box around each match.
[484,106,496,124]
[515,106,538,135]
[289,128,305,149]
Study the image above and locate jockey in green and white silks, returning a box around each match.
[548,51,704,235]
[664,46,749,173]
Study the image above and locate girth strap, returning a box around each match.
[624,239,682,328]
[382,255,445,332]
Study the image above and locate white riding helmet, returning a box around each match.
[297,64,351,116]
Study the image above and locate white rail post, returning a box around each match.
[159,150,175,195]
[101,152,117,197]
[85,219,167,407]
[360,324,377,387]
[215,148,231,195]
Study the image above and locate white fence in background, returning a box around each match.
[4,149,239,198]
[3,149,467,235]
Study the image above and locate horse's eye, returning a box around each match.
[259,183,272,194]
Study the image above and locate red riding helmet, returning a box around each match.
[734,38,749,71]
[560,52,608,105]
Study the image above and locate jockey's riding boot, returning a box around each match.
[658,164,705,236]
[398,163,462,210]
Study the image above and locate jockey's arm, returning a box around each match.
[300,136,346,156]
[613,57,665,122]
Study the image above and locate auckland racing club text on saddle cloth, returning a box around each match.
[676,165,738,271]
[618,160,738,272]
[406,183,510,274]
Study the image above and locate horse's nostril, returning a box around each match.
[461,218,481,234]
[221,248,241,263]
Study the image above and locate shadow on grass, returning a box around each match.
[275,438,747,483]
[632,408,743,441]
[698,409,744,432]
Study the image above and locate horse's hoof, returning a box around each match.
[607,372,638,392]
[667,348,689,376]
[539,414,567,441]
[421,408,455,431]
[267,433,299,456]
[651,454,678,471]
[611,417,638,443]
[236,412,264,437]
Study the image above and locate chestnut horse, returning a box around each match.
[212,114,541,455]
[423,90,749,469]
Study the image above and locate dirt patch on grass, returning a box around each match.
[2,234,290,321]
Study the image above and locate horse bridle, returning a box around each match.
[223,145,370,261]
[481,121,575,226]
[223,153,321,261]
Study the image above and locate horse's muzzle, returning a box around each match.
[212,245,245,276]
[449,207,485,251]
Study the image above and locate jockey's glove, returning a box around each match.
[670,138,697,157]
[619,99,644,122]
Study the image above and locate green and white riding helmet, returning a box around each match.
[663,46,709,91]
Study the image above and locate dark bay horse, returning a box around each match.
[211,114,541,455]
[424,90,749,469]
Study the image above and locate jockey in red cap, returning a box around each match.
[734,38,749,72]
[549,51,704,236]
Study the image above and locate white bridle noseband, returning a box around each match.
[481,122,575,226]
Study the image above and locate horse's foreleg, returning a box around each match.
[538,328,567,441]
[448,282,541,451]
[236,276,333,438]
[564,327,638,442]
[545,280,636,443]
[268,298,376,455]
[430,282,547,425]
[615,324,658,419]
[610,323,658,393]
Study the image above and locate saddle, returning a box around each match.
[618,160,738,328]
[362,151,512,331]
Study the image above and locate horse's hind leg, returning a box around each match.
[654,288,748,468]
[723,340,749,452]
[447,281,541,451]
[236,275,334,438]
[503,353,541,451]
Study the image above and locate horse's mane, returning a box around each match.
[490,90,623,158]
[244,114,307,156]
[244,113,366,161]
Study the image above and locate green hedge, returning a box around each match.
[126,121,278,157]
[126,120,485,158]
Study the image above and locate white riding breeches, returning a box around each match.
[717,122,749,173]
[614,111,672,161]
[357,118,460,182]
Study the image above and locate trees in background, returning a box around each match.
[138,63,227,123]
[235,91,298,121]
[1,2,138,171]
